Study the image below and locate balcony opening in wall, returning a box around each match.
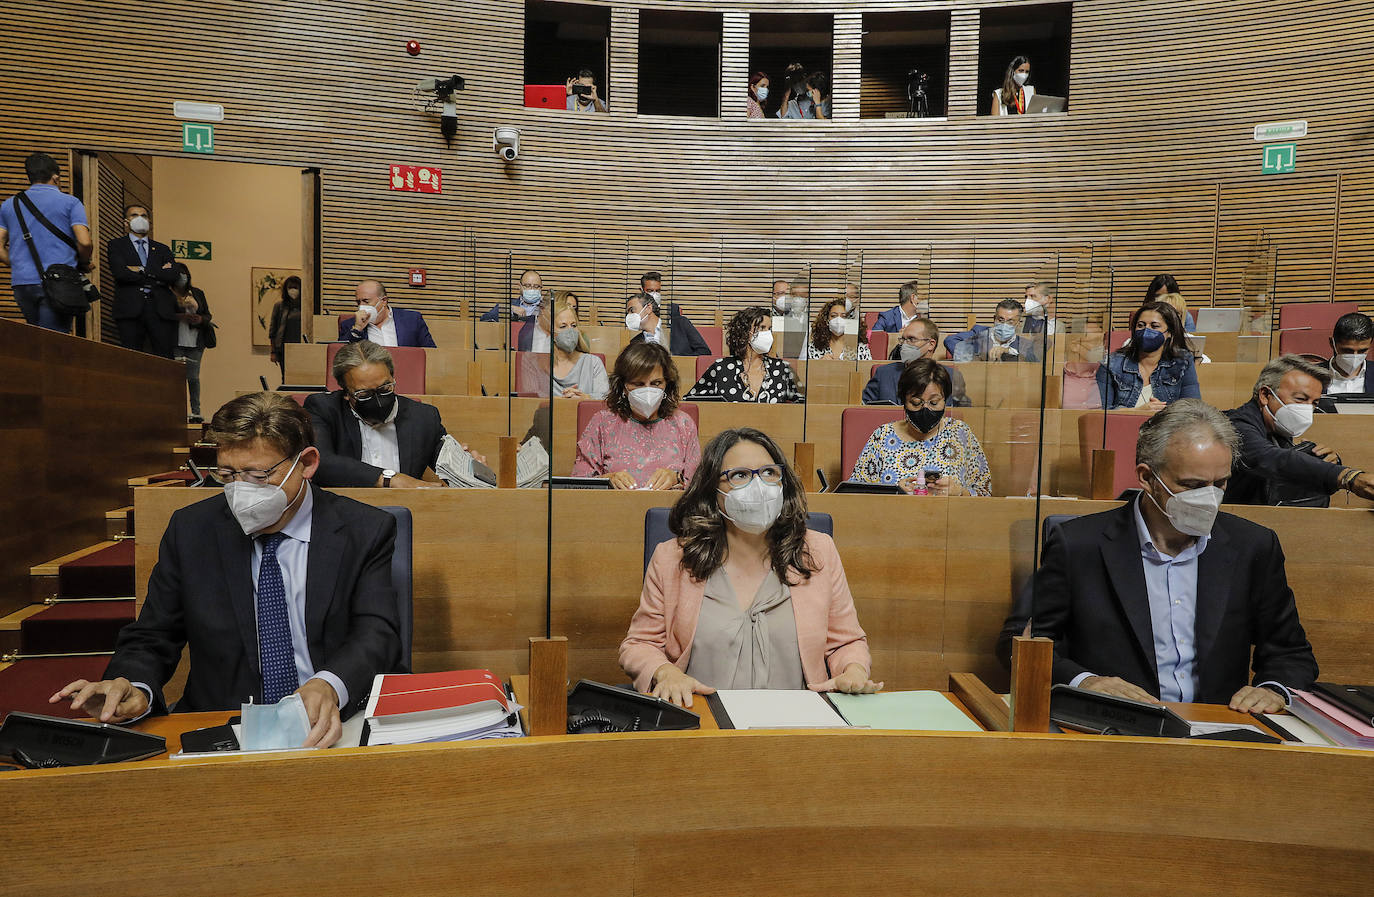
[524,1,611,111]
[638,10,723,116]
[748,13,835,120]
[860,11,952,119]
[978,3,1073,116]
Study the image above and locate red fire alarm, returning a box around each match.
[408,268,427,287]
[405,40,421,56]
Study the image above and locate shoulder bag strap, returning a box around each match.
[11,196,50,275]
[17,191,79,252]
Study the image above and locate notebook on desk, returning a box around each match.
[709,690,848,729]
[826,691,982,732]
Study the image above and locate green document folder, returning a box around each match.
[827,691,983,732]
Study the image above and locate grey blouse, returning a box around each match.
[684,568,806,690]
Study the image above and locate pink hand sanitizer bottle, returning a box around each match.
[912,468,928,496]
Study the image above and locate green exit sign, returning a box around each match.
[182,123,214,154]
[1262,143,1296,174]
[172,240,212,260]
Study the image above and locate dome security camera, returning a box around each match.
[493,127,521,162]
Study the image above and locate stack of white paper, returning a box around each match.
[714,689,848,729]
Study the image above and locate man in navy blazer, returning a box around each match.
[108,204,180,357]
[625,292,712,356]
[1326,312,1372,395]
[52,393,401,748]
[338,279,436,347]
[861,318,969,406]
[868,279,925,335]
[1030,400,1317,713]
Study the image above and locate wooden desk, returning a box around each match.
[4,704,1369,896]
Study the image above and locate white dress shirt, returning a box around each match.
[366,313,399,347]
[530,324,551,353]
[351,400,401,472]
[1327,358,1366,395]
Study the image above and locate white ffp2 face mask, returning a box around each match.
[750,329,774,355]
[628,386,665,419]
[1335,353,1368,377]
[624,312,643,332]
[129,216,150,235]
[719,478,784,534]
[1147,471,1223,538]
[1266,389,1314,439]
[774,294,791,312]
[223,454,304,535]
[1013,71,1030,86]
[827,316,847,336]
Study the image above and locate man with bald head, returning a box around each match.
[1030,399,1317,714]
[338,279,437,347]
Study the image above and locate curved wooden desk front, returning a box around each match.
[3,707,1369,896]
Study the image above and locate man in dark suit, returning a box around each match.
[305,340,476,488]
[1224,355,1374,507]
[869,279,925,335]
[108,204,179,357]
[1326,312,1373,395]
[1030,399,1318,713]
[862,317,969,406]
[52,393,401,748]
[626,292,712,356]
[338,279,437,347]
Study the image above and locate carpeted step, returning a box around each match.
[20,600,134,654]
[56,540,135,599]
[0,656,113,722]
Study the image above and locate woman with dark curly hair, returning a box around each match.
[686,306,801,402]
[572,341,699,489]
[803,297,871,361]
[619,427,879,706]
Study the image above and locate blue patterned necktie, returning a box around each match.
[135,238,148,267]
[256,532,299,704]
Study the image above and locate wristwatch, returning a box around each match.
[381,469,396,488]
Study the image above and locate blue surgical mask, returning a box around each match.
[992,322,1017,342]
[755,85,769,101]
[1136,328,1168,352]
[520,288,543,305]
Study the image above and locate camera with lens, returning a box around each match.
[906,69,930,118]
[431,75,465,96]
[570,83,593,96]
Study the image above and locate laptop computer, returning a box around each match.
[523,84,566,110]
[1028,94,1066,114]
[1194,308,1245,333]
[1318,395,1374,415]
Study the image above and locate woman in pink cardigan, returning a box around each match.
[619,427,881,707]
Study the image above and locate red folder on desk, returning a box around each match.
[362,670,514,745]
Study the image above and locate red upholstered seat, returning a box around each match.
[696,325,724,356]
[575,399,700,441]
[1279,301,1358,356]
[695,355,723,381]
[1108,330,1131,352]
[325,343,426,394]
[868,331,890,362]
[863,311,880,333]
[1078,411,1150,498]
[840,407,905,479]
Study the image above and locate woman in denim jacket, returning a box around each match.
[1096,301,1200,409]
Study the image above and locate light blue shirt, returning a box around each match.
[0,184,88,285]
[1132,497,1207,702]
[248,487,348,708]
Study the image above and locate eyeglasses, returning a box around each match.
[210,454,292,485]
[897,336,933,346]
[350,381,396,402]
[906,398,947,411]
[719,465,785,488]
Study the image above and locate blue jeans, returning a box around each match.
[12,283,74,333]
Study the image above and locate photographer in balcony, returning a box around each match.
[565,68,607,113]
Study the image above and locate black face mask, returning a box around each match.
[353,391,396,425]
[906,406,944,433]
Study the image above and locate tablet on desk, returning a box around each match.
[1194,308,1244,333]
[834,480,903,495]
[548,476,611,489]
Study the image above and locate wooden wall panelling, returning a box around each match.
[719,11,751,122]
[831,13,862,122]
[609,7,640,118]
[1333,172,1374,314]
[2,320,184,615]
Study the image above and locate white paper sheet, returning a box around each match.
[714,689,848,729]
